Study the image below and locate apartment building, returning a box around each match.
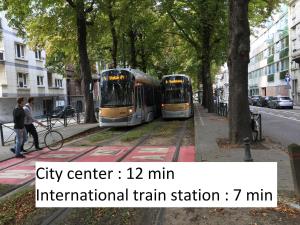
[289,0,300,105]
[248,6,290,98]
[0,12,67,122]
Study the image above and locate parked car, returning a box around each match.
[268,96,293,109]
[257,96,272,107]
[248,97,253,105]
[251,95,262,106]
[51,105,76,118]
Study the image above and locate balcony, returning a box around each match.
[292,48,300,64]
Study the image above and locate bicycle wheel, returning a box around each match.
[14,134,34,151]
[44,131,64,150]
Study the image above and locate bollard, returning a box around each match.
[259,114,262,141]
[77,112,80,124]
[0,123,4,146]
[243,137,253,162]
[288,144,300,198]
[64,113,67,127]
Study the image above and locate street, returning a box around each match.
[251,106,300,147]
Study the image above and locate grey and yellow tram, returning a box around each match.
[98,68,160,127]
[161,74,194,119]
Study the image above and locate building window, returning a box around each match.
[280,59,289,71]
[268,45,274,56]
[17,73,28,88]
[15,43,26,59]
[47,72,53,87]
[55,79,63,88]
[280,37,288,50]
[268,64,275,75]
[37,76,44,86]
[0,51,4,61]
[35,50,42,60]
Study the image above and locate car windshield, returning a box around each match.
[100,70,134,107]
[54,106,64,112]
[279,97,291,101]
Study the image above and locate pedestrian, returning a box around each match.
[24,97,44,151]
[11,97,27,158]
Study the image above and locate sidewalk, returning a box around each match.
[194,103,294,192]
[0,122,99,161]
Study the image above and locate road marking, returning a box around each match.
[261,111,300,122]
[39,154,76,159]
[139,147,169,153]
[131,155,166,161]
[91,149,121,156]
[0,169,35,179]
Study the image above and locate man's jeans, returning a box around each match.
[14,128,27,156]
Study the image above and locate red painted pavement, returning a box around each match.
[0,149,51,170]
[75,146,131,162]
[0,146,195,185]
[122,146,176,162]
[177,146,196,162]
[0,147,94,185]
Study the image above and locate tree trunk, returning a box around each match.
[128,26,137,68]
[76,0,96,123]
[107,1,118,68]
[200,67,207,107]
[139,33,147,72]
[228,0,251,143]
[200,27,214,112]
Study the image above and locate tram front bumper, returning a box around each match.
[162,110,190,118]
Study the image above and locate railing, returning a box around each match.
[0,111,86,146]
[214,102,228,117]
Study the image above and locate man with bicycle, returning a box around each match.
[23,97,45,151]
[11,97,27,158]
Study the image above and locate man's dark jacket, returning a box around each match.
[13,106,25,129]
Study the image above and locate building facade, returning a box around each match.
[289,0,300,105]
[248,6,290,98]
[215,64,229,103]
[0,12,67,122]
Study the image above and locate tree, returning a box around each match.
[3,0,97,123]
[162,0,228,112]
[228,0,252,144]
[228,0,281,143]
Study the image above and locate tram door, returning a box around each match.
[135,85,145,122]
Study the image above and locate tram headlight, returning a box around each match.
[161,104,164,109]
[99,109,102,115]
[185,103,189,109]
[129,108,133,113]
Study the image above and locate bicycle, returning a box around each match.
[15,124,64,151]
[250,111,260,142]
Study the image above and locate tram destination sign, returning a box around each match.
[105,74,128,81]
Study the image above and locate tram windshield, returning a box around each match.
[162,76,189,104]
[100,70,134,107]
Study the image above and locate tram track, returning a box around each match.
[0,127,134,200]
[0,119,189,225]
[40,119,188,225]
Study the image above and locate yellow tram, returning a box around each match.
[161,74,194,119]
[98,68,160,127]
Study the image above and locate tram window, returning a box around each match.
[100,70,134,107]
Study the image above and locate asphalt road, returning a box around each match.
[250,106,300,147]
